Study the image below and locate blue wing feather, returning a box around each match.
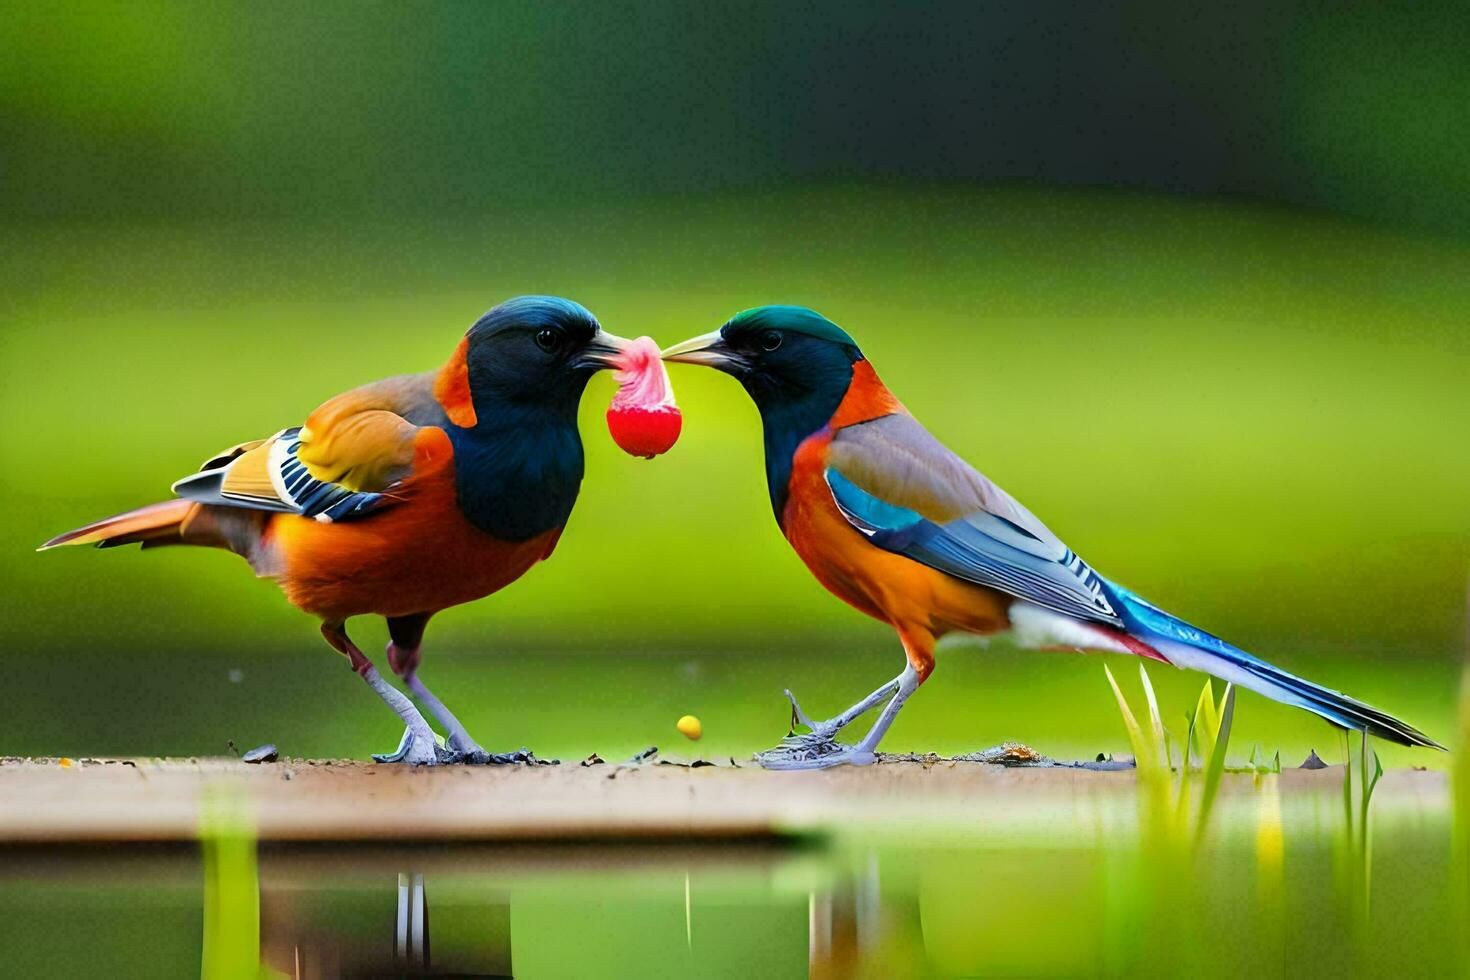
[825,467,1122,626]
[819,418,1441,748]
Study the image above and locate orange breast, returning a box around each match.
[782,429,1011,640]
[268,428,557,621]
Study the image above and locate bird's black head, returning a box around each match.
[660,305,863,417]
[439,296,631,542]
[662,306,865,522]
[459,296,630,419]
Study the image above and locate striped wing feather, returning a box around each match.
[218,442,281,502]
[827,415,1122,626]
[172,380,427,523]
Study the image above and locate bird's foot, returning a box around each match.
[450,746,556,766]
[373,726,454,765]
[442,732,557,766]
[755,730,876,770]
[754,687,882,768]
[782,688,847,741]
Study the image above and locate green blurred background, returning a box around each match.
[2,2,1467,767]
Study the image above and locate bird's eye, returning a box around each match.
[535,328,564,354]
[760,330,783,352]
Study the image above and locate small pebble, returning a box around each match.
[1299,749,1328,770]
[242,744,279,764]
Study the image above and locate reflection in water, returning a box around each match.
[248,844,813,977]
[0,779,1458,978]
[249,845,906,978]
[395,873,427,969]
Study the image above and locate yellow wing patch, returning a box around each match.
[173,376,428,517]
[297,409,417,493]
[218,441,281,501]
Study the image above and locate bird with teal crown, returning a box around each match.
[662,306,1443,768]
[42,296,637,765]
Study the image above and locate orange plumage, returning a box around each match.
[663,304,1443,767]
[41,296,634,765]
[781,365,1010,681]
[271,428,558,622]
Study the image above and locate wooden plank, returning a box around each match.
[0,757,1448,844]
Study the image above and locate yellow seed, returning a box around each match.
[58,757,73,768]
[676,715,702,740]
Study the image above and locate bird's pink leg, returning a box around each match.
[321,621,445,765]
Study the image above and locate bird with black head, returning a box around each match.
[42,296,635,764]
[664,306,1442,768]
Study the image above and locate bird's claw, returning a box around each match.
[374,727,557,766]
[448,746,557,766]
[755,730,877,770]
[782,689,845,741]
[439,731,557,765]
[784,688,820,733]
[373,726,453,765]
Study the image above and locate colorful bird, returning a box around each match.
[41,296,632,765]
[662,306,1443,768]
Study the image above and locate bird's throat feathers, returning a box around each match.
[446,413,584,542]
[429,333,595,541]
[763,358,902,524]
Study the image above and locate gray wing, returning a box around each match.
[826,415,1122,626]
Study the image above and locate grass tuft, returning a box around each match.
[199,788,276,980]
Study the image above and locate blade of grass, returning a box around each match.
[1193,680,1220,770]
[1360,733,1383,913]
[1192,682,1235,847]
[1104,664,1149,766]
[1176,702,1199,822]
[1140,663,1168,769]
[1455,580,1470,977]
[199,787,264,980]
[1254,772,1286,970]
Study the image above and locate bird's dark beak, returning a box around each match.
[577,329,636,370]
[660,331,746,373]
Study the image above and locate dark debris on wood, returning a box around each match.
[877,743,1137,770]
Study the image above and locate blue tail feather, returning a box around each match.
[1098,580,1443,749]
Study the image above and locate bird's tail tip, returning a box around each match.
[1101,579,1445,750]
[39,499,196,552]
[1165,640,1444,749]
[1222,648,1442,749]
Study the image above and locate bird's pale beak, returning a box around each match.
[578,329,636,370]
[660,330,745,371]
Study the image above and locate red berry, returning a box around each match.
[607,404,682,458]
[606,336,682,458]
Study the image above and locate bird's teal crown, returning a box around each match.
[725,305,859,351]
